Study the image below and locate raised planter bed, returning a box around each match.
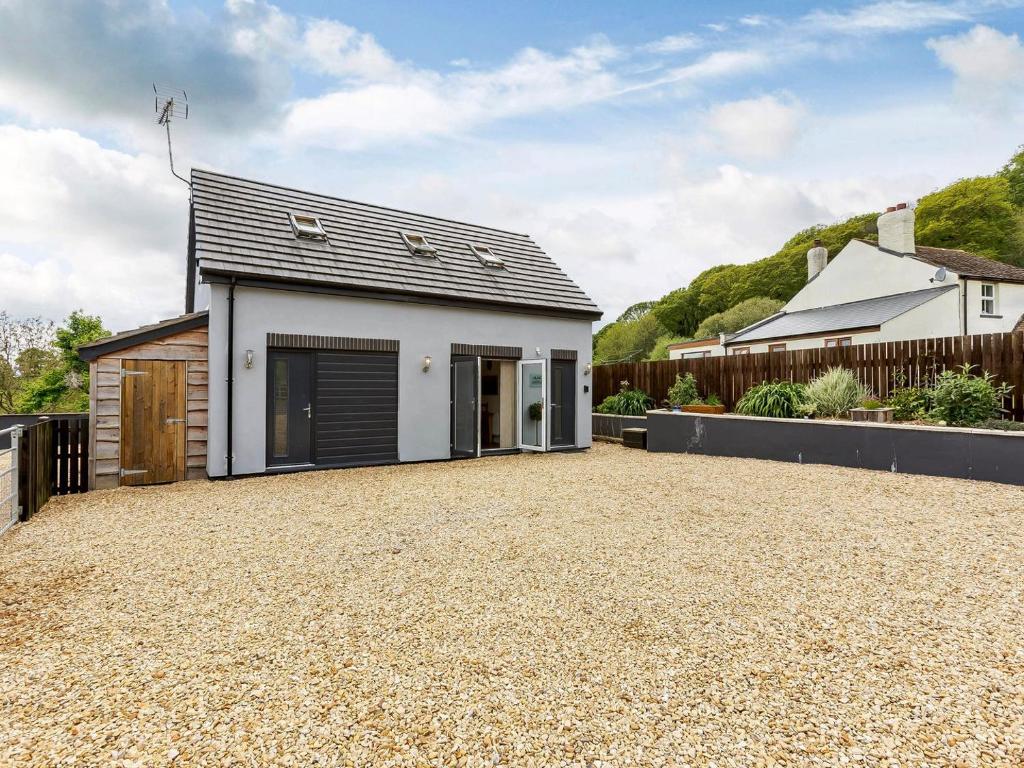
[592,413,647,441]
[646,410,1024,486]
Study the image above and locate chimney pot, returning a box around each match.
[896,202,908,210]
[886,206,897,213]
[806,241,828,282]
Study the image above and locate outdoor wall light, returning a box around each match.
[422,355,432,373]
[244,349,254,369]
[584,363,592,376]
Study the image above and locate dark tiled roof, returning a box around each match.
[78,311,209,361]
[726,286,955,345]
[190,169,601,319]
[912,245,1024,283]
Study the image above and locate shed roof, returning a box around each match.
[726,286,955,345]
[78,311,209,362]
[190,169,601,320]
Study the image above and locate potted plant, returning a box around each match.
[849,398,895,423]
[528,400,544,443]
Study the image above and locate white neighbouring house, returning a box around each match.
[719,204,1024,355]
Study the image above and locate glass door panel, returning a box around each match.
[265,350,312,466]
[550,360,576,447]
[518,359,546,451]
[451,356,479,457]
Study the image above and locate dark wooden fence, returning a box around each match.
[593,331,1024,421]
[16,415,89,521]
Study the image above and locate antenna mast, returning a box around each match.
[153,84,191,194]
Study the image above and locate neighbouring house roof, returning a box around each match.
[855,239,1024,283]
[726,286,956,345]
[78,311,209,362]
[190,169,602,320]
[666,336,721,350]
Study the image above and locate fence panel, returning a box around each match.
[14,415,89,523]
[593,331,1024,420]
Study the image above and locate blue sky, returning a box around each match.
[1,0,1023,330]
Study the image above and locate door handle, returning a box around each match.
[165,418,185,424]
[303,404,311,419]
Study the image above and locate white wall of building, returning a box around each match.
[206,284,594,477]
[726,329,882,356]
[963,279,1024,335]
[880,289,961,341]
[784,240,941,312]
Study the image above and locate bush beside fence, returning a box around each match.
[593,332,1024,421]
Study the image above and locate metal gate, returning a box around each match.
[0,425,21,536]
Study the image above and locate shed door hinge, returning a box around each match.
[121,369,148,378]
[120,468,148,477]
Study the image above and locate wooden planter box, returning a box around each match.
[850,407,894,423]
[680,404,727,415]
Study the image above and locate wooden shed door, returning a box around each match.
[121,360,186,485]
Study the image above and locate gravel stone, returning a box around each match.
[1,443,1022,766]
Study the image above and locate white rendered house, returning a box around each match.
[724,204,1024,355]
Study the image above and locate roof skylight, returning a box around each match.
[289,213,327,241]
[401,232,438,257]
[470,244,505,268]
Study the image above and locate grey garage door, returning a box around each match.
[314,351,399,467]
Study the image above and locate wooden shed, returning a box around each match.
[79,312,209,489]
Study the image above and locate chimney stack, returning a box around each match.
[807,238,828,282]
[877,202,915,254]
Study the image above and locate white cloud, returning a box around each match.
[804,1,968,34]
[704,95,806,159]
[641,34,701,54]
[301,19,403,80]
[739,15,770,27]
[927,25,1024,114]
[0,126,187,330]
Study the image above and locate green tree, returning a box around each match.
[594,311,665,363]
[694,296,783,338]
[915,176,1023,264]
[18,311,109,413]
[0,312,55,413]
[1001,145,1024,208]
[616,301,656,323]
[647,334,689,361]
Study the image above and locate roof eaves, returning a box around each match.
[78,311,209,362]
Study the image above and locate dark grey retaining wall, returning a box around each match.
[0,413,85,449]
[592,413,647,440]
[647,410,1024,486]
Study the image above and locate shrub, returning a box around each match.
[705,392,722,407]
[886,385,933,421]
[977,418,1024,431]
[931,364,1012,426]
[667,373,701,406]
[805,367,868,418]
[736,380,808,419]
[861,399,883,410]
[595,380,654,416]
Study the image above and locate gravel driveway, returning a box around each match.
[2,443,1023,766]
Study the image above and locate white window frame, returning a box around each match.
[469,243,505,268]
[731,347,750,356]
[768,343,786,353]
[400,231,438,257]
[980,283,998,316]
[288,213,327,241]
[824,336,853,348]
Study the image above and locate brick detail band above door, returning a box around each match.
[550,349,578,360]
[267,333,400,353]
[451,343,523,359]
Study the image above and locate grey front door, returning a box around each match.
[451,356,479,458]
[550,359,576,447]
[267,351,312,466]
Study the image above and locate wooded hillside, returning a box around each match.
[595,147,1024,363]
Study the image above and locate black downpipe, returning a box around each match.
[226,279,236,477]
[962,278,968,336]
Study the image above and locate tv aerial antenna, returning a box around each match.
[153,84,191,193]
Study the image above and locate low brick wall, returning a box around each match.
[592,413,647,440]
[646,410,1024,486]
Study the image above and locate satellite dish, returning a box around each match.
[931,267,947,283]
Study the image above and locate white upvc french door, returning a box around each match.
[517,359,547,451]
